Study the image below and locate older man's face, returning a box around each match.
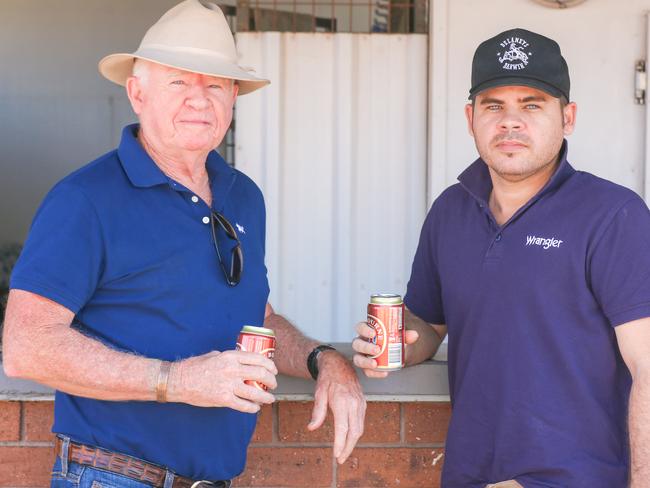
[127,62,238,154]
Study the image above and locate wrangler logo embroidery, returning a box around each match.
[236,223,246,234]
[525,235,563,250]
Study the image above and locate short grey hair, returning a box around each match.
[132,58,150,86]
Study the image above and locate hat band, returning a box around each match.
[136,43,236,64]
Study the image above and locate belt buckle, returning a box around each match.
[190,481,229,488]
[190,482,211,488]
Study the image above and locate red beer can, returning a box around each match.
[236,325,276,390]
[367,294,404,370]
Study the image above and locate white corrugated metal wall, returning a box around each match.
[236,33,428,342]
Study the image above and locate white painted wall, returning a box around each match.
[429,0,650,202]
[236,33,428,342]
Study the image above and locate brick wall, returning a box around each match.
[0,400,451,488]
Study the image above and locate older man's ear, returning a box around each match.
[125,75,145,116]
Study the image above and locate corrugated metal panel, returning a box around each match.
[236,33,428,342]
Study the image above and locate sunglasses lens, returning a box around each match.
[215,213,237,240]
[211,211,243,286]
[231,245,243,284]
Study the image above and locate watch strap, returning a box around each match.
[307,345,336,380]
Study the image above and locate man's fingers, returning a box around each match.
[352,353,377,370]
[229,395,263,414]
[364,368,389,379]
[404,329,420,344]
[308,388,328,431]
[355,322,376,339]
[331,403,349,460]
[352,337,380,356]
[240,364,278,390]
[234,382,276,405]
[234,351,278,374]
[337,405,363,464]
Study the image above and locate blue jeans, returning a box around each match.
[51,436,229,488]
[51,456,168,488]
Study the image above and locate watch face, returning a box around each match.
[532,0,587,8]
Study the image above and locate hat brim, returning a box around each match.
[469,76,567,101]
[98,49,269,96]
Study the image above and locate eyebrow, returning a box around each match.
[479,95,548,105]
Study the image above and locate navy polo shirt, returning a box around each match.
[11,124,270,480]
[405,142,650,487]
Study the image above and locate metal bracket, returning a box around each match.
[636,60,647,105]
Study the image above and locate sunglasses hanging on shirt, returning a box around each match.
[210,211,243,286]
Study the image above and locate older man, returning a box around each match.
[354,28,650,487]
[2,1,364,487]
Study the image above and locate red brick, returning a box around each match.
[24,402,55,442]
[278,402,333,443]
[251,404,273,444]
[358,403,400,444]
[337,448,444,487]
[0,401,20,441]
[404,402,451,444]
[233,447,332,487]
[278,402,399,445]
[0,446,55,487]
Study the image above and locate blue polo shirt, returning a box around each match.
[11,124,270,480]
[405,142,650,487]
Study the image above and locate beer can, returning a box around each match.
[367,294,404,370]
[236,325,276,390]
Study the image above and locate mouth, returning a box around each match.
[178,120,213,126]
[495,140,527,152]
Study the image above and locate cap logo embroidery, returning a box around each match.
[236,223,246,234]
[497,37,532,71]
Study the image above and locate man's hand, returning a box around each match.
[307,351,366,464]
[352,321,419,378]
[169,350,278,413]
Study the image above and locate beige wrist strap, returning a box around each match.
[156,360,172,403]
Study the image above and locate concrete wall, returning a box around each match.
[0,0,179,244]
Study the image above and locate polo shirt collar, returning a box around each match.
[206,149,237,212]
[458,139,575,208]
[117,124,237,211]
[118,124,168,188]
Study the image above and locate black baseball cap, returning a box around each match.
[469,28,570,101]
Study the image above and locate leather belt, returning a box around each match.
[55,438,230,488]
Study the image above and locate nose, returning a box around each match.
[185,85,211,111]
[498,107,524,132]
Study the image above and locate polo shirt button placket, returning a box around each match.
[202,216,210,224]
[484,230,505,261]
[191,195,199,203]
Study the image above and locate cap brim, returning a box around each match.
[469,76,566,100]
[98,50,269,96]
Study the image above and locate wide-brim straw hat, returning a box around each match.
[98,0,269,95]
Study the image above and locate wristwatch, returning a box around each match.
[307,344,336,380]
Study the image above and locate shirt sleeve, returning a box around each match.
[10,182,105,313]
[589,196,650,327]
[404,206,445,325]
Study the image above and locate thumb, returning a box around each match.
[307,387,328,431]
[405,330,419,344]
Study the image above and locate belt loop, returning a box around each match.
[163,470,174,488]
[59,436,70,476]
